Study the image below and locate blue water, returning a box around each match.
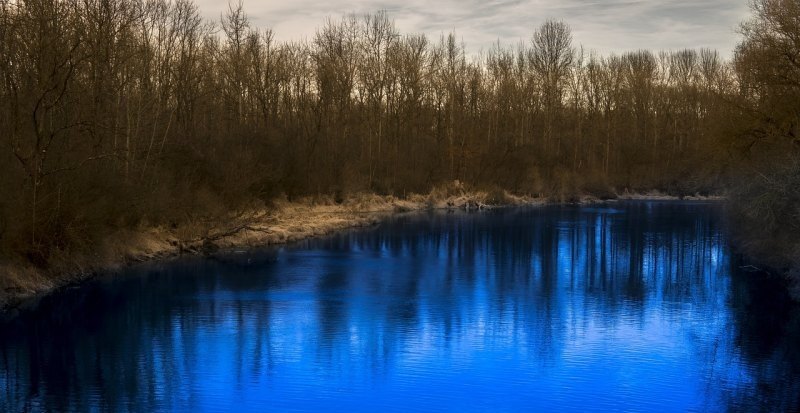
[1,202,799,412]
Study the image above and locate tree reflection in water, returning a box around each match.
[1,202,798,412]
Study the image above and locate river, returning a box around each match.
[1,201,798,412]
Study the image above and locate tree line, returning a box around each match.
[0,0,796,272]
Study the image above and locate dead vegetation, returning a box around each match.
[0,185,545,312]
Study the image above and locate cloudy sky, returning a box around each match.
[193,0,752,58]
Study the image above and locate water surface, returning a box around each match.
[2,202,799,412]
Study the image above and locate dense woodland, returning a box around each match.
[0,0,798,278]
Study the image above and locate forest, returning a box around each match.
[0,0,798,288]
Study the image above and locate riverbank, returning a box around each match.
[0,189,541,314]
[0,189,723,315]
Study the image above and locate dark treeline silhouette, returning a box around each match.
[725,0,800,289]
[0,0,796,276]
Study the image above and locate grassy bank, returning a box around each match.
[0,187,542,314]
[0,185,727,315]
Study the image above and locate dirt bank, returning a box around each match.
[0,190,537,314]
[0,188,724,315]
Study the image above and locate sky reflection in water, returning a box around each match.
[1,202,799,412]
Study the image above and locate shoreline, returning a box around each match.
[0,190,723,316]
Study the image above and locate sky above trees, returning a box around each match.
[192,0,750,57]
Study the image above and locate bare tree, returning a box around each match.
[531,20,573,155]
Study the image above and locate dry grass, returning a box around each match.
[0,188,542,313]
[0,187,724,313]
[616,190,725,201]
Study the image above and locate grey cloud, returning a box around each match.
[194,0,751,57]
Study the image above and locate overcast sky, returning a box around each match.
[193,0,752,58]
